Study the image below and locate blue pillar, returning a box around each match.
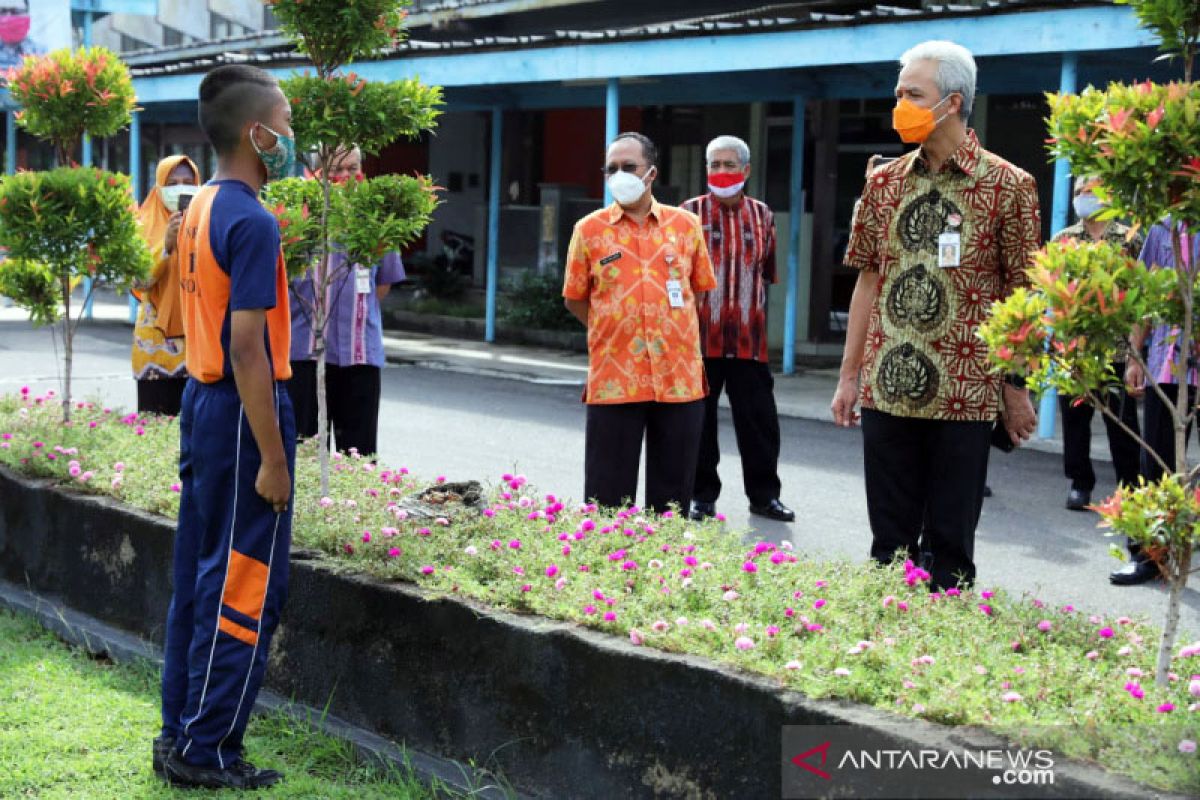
[81,7,94,320]
[5,110,14,175]
[128,110,141,323]
[1038,53,1078,439]
[604,78,619,206]
[783,95,806,376]
[484,107,502,343]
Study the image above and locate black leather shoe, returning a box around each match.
[689,501,716,521]
[749,499,795,522]
[1066,488,1091,511]
[165,748,282,790]
[1109,559,1161,586]
[152,735,174,781]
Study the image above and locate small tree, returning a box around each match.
[981,0,1199,685]
[263,0,441,493]
[0,48,151,421]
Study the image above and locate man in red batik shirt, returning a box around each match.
[682,136,794,523]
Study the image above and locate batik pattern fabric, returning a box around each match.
[844,130,1041,421]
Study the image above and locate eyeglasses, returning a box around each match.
[602,162,646,177]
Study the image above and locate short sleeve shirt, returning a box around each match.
[563,199,717,404]
[844,130,1041,421]
[680,193,777,362]
[1140,222,1200,386]
[290,250,405,367]
[178,180,292,383]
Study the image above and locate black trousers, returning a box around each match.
[862,409,992,591]
[287,360,383,456]
[137,377,187,417]
[1060,367,1141,492]
[693,358,783,506]
[585,400,705,513]
[1134,383,1197,558]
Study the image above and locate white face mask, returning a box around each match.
[160,185,197,213]
[1072,193,1103,221]
[608,168,652,207]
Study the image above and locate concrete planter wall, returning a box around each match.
[0,467,1169,799]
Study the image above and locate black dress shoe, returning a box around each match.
[749,499,795,522]
[165,748,282,789]
[689,501,716,521]
[1109,559,1161,586]
[152,735,174,781]
[1066,488,1091,511]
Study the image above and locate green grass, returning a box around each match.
[2,392,1200,794]
[0,608,437,799]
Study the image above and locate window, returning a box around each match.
[118,34,153,53]
[210,13,249,40]
[162,27,184,47]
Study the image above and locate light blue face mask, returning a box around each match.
[1072,193,1103,221]
[250,123,296,183]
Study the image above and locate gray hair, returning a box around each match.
[1073,174,1099,193]
[705,135,751,166]
[899,40,976,123]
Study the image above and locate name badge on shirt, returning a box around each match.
[355,266,372,294]
[937,232,961,268]
[666,279,684,308]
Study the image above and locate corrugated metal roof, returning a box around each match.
[126,0,1100,77]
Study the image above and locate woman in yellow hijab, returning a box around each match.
[132,155,200,415]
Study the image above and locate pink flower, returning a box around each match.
[621,560,638,571]
[897,601,909,612]
[464,545,478,556]
[1037,620,1052,632]
[583,604,597,615]
[833,667,850,677]
[343,543,354,554]
[734,636,755,651]
[546,564,559,578]
[603,611,616,622]
[388,547,401,558]
[1099,627,1115,639]
[554,578,567,591]
[512,566,525,576]
[742,561,758,574]
[1085,650,1099,660]
[508,539,521,549]
[629,629,644,645]
[68,463,81,478]
[723,590,739,602]
[715,512,727,522]
[784,607,796,617]
[362,530,372,543]
[169,483,181,493]
[813,599,827,610]
[882,595,895,608]
[1002,692,1022,703]
[806,623,824,633]
[1180,740,1197,754]
[520,584,532,592]
[1189,679,1200,698]
[1125,682,1145,700]
[79,471,93,483]
[651,620,670,633]
[1158,703,1175,713]
[1127,667,1144,678]
[318,496,333,508]
[700,619,716,631]
[978,604,993,616]
[420,565,435,575]
[675,617,689,627]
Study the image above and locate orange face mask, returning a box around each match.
[892,95,953,144]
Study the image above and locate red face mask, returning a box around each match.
[707,169,747,199]
[0,15,30,46]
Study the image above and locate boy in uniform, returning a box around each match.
[155,64,297,790]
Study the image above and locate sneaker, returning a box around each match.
[152,735,174,781]
[165,748,282,790]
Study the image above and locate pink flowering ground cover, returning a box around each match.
[0,391,1197,793]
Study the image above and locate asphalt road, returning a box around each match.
[2,312,1197,637]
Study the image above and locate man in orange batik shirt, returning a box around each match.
[563,132,717,513]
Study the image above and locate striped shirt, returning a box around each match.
[1142,222,1200,387]
[680,193,777,362]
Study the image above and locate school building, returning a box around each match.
[4,1,1172,371]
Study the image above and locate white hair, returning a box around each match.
[900,40,976,123]
[1074,174,1099,193]
[705,135,751,166]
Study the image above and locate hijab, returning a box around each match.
[135,154,200,339]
